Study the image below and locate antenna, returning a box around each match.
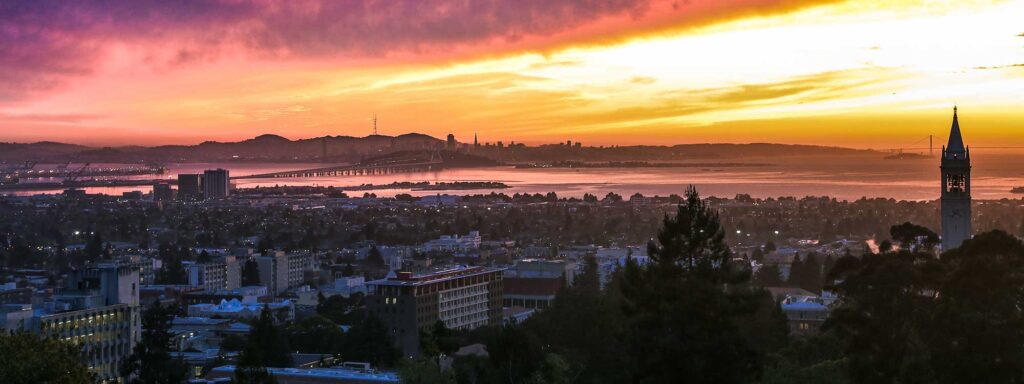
[929,135,933,157]
[373,114,378,136]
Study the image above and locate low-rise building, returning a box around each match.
[502,259,576,310]
[781,297,829,335]
[422,231,482,252]
[187,298,294,322]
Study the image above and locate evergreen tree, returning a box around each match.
[928,230,1024,383]
[751,247,765,262]
[120,302,188,384]
[241,258,261,286]
[84,232,104,263]
[825,249,940,383]
[341,315,399,367]
[365,246,387,271]
[243,304,293,367]
[619,186,782,382]
[156,243,187,284]
[196,249,212,263]
[754,263,784,286]
[787,254,805,287]
[234,344,278,384]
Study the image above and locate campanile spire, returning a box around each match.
[940,106,971,250]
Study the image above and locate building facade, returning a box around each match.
[202,169,230,199]
[1,264,143,383]
[940,107,972,250]
[186,256,242,292]
[366,266,503,357]
[177,173,202,200]
[257,251,314,296]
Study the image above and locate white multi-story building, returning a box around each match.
[257,251,315,296]
[186,256,241,292]
[1,264,143,383]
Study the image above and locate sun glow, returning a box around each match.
[1,0,1022,147]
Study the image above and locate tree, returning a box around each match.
[242,258,261,286]
[420,321,459,360]
[365,246,387,271]
[825,250,941,383]
[340,315,399,367]
[317,293,363,324]
[120,302,188,384]
[219,333,248,352]
[789,253,824,293]
[196,249,212,263]
[603,192,622,203]
[286,315,346,354]
[398,358,456,384]
[156,243,187,284]
[618,186,782,382]
[242,305,292,368]
[927,230,1024,383]
[486,323,544,383]
[890,222,939,252]
[84,232,104,263]
[0,331,93,383]
[761,333,851,384]
[524,254,633,383]
[751,247,765,262]
[234,344,278,384]
[754,263,784,286]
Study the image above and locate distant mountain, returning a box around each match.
[0,133,446,163]
[0,134,880,164]
[0,141,88,163]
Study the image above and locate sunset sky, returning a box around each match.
[1,0,1022,148]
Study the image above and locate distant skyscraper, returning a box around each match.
[203,169,230,199]
[153,181,175,201]
[941,107,971,250]
[177,173,202,200]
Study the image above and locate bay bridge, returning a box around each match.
[233,152,444,180]
[885,134,1024,156]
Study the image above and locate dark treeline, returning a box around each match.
[398,191,1024,383]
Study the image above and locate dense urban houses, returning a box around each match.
[366,266,504,357]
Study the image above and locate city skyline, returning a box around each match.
[1,1,1022,147]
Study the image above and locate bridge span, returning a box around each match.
[234,155,443,180]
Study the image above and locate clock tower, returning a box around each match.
[941,106,971,251]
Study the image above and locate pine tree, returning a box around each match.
[244,305,293,368]
[120,302,188,383]
[242,258,261,286]
[620,186,780,382]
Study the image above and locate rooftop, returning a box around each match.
[210,365,399,382]
[366,265,504,287]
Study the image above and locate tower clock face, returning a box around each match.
[950,209,961,218]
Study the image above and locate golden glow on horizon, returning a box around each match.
[1,0,1022,148]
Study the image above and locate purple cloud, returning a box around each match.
[0,0,658,102]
